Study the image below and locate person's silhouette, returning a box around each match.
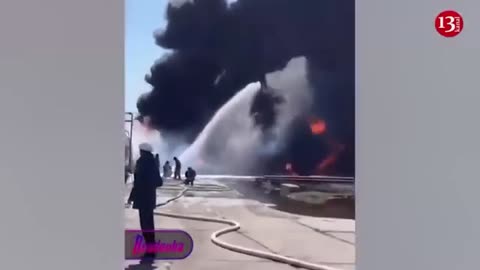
[163,161,172,178]
[128,143,162,259]
[154,154,160,169]
[184,167,196,186]
[173,157,182,180]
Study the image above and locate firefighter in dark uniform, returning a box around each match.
[173,157,182,180]
[128,143,162,259]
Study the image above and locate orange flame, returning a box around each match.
[317,155,338,171]
[315,142,346,174]
[310,119,326,135]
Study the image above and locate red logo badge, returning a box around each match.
[435,10,463,38]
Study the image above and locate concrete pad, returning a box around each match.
[297,217,355,233]
[215,206,297,230]
[153,205,276,262]
[125,178,356,270]
[323,263,355,270]
[126,210,275,264]
[187,230,276,262]
[242,222,355,264]
[173,197,257,209]
[328,232,355,244]
[165,260,297,270]
[125,208,142,229]
[126,200,216,229]
[214,205,355,265]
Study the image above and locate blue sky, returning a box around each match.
[125,0,168,113]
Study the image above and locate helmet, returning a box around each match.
[138,142,153,153]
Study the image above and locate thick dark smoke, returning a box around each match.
[137,0,355,176]
[249,87,285,132]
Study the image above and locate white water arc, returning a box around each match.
[179,56,314,175]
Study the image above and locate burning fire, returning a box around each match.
[316,142,346,174]
[317,155,338,172]
[310,119,326,135]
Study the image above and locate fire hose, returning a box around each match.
[152,182,343,270]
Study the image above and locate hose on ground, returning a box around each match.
[153,183,344,270]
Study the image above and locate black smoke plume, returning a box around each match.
[137,0,355,176]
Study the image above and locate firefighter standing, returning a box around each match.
[128,143,162,258]
[173,157,182,180]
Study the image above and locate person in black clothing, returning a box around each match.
[184,167,196,186]
[154,154,160,169]
[163,161,172,178]
[173,157,182,180]
[128,143,162,259]
[124,167,129,184]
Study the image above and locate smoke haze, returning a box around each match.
[133,0,355,176]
